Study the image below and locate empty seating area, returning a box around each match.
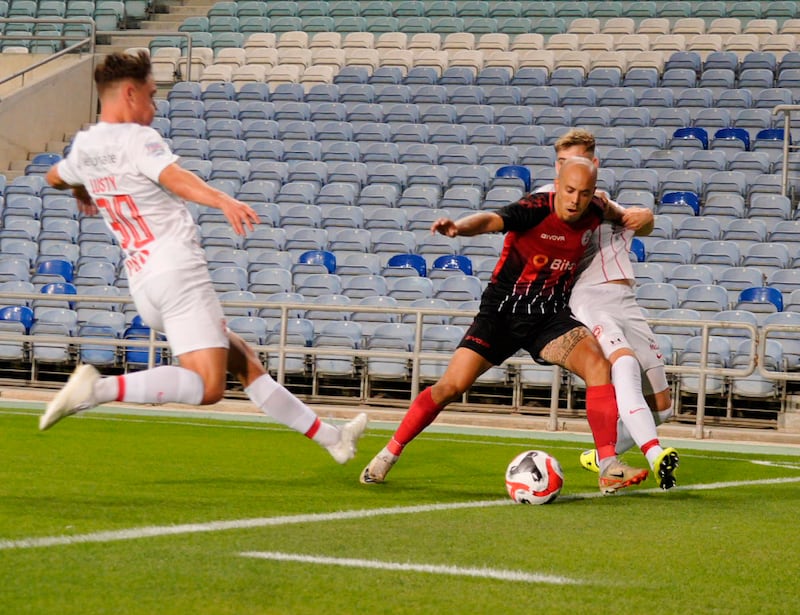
[0,0,152,52]
[2,1,800,415]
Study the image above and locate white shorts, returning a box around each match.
[130,263,229,357]
[570,282,667,393]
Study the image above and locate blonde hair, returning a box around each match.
[553,129,596,155]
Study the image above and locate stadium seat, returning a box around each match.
[635,282,679,311]
[678,335,730,395]
[680,284,730,315]
[736,286,784,315]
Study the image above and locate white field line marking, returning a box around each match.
[3,476,800,552]
[239,551,581,585]
[750,460,800,470]
[0,500,509,551]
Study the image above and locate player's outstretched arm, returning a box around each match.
[430,211,504,237]
[158,163,259,235]
[45,165,98,215]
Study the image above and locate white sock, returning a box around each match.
[655,407,673,425]
[616,406,674,455]
[612,355,663,466]
[95,366,204,405]
[614,420,635,455]
[245,374,339,448]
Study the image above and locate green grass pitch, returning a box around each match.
[2,405,799,615]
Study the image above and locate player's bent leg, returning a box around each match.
[541,329,607,474]
[362,348,492,485]
[226,331,267,386]
[227,332,368,464]
[553,331,649,492]
[608,350,667,468]
[176,346,230,404]
[431,347,495,405]
[552,331,615,457]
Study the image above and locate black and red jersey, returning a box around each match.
[481,191,607,316]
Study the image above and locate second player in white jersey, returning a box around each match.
[534,128,679,490]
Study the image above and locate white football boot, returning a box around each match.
[39,364,100,431]
[326,412,368,464]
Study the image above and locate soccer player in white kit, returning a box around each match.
[535,129,679,489]
[39,51,367,464]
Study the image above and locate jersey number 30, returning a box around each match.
[96,195,155,250]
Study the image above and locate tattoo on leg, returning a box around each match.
[540,327,590,366]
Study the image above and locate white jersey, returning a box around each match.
[57,122,204,286]
[535,183,635,288]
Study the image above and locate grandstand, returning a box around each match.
[2,0,800,437]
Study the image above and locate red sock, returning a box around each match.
[387,387,445,456]
[585,383,619,461]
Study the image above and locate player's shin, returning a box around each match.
[611,355,664,468]
[246,373,339,446]
[585,383,619,470]
[387,386,445,456]
[112,366,204,405]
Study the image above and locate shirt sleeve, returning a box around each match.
[496,193,551,232]
[130,125,179,183]
[55,134,84,186]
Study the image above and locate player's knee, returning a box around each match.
[200,381,226,405]
[608,348,636,364]
[584,362,611,386]
[654,389,673,414]
[433,380,466,405]
[657,397,673,414]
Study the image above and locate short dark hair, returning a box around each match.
[553,128,596,155]
[94,51,151,95]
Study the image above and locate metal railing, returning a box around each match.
[0,17,95,94]
[0,290,791,438]
[94,29,194,80]
[773,104,800,199]
[0,18,196,92]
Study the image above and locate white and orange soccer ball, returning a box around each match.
[505,450,564,505]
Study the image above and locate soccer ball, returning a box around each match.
[505,450,564,505]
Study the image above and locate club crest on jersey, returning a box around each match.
[581,229,593,246]
[145,141,168,157]
[592,325,603,338]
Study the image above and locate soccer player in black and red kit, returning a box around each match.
[361,158,651,494]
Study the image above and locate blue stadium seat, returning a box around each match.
[431,254,473,278]
[736,286,784,316]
